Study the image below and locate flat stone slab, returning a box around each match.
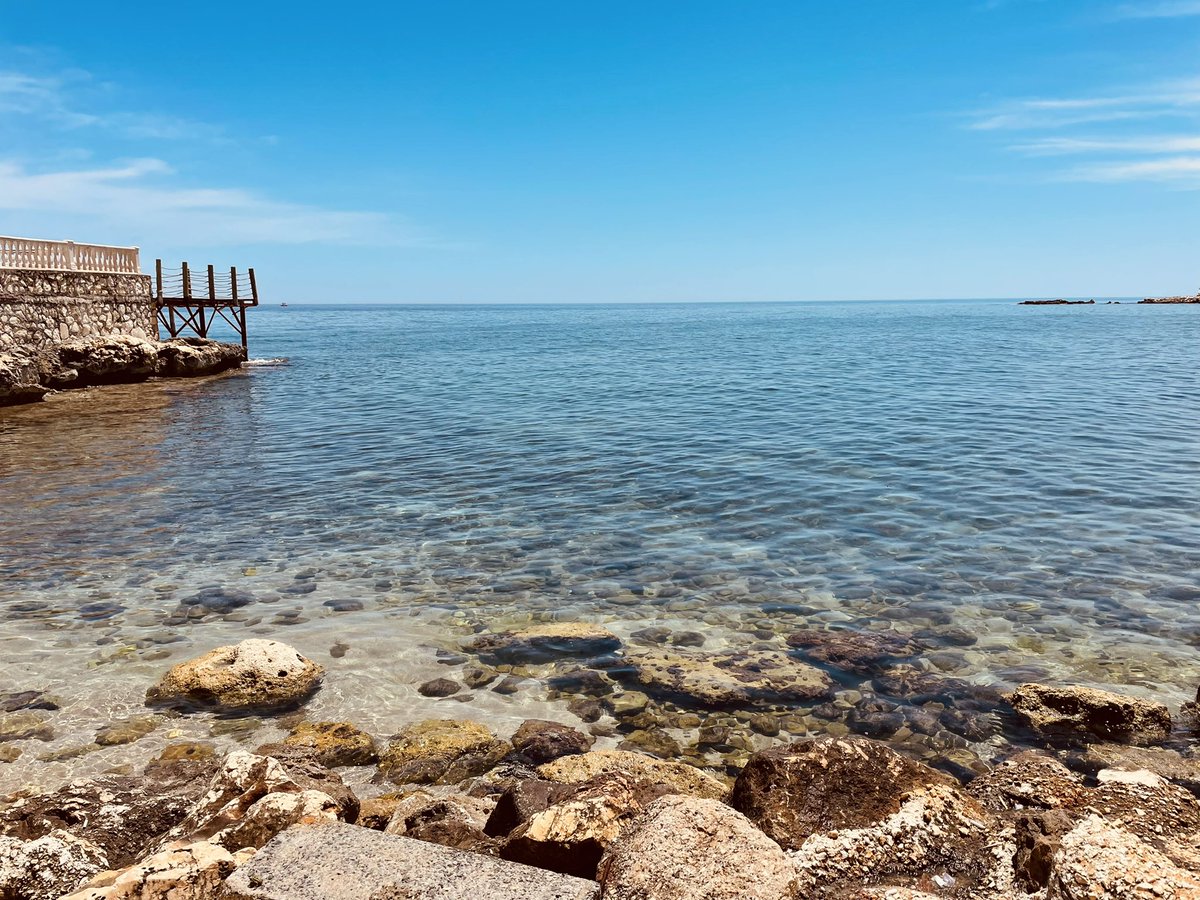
[223,821,600,900]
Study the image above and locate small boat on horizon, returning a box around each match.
[280,302,289,307]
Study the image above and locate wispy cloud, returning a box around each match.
[970,74,1200,188]
[1109,0,1200,19]
[0,67,227,143]
[1011,135,1200,154]
[0,158,425,246]
[969,79,1200,130]
[1063,156,1200,185]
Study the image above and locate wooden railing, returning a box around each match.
[0,236,141,274]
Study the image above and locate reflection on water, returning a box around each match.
[2,300,1199,791]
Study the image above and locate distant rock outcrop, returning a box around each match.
[0,335,244,406]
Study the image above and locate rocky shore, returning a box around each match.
[0,335,246,406]
[5,633,1200,899]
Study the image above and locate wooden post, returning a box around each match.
[231,266,247,352]
[248,268,259,307]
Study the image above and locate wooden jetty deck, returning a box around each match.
[156,260,260,350]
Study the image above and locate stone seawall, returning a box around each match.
[0,269,156,351]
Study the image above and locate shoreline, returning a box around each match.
[5,631,1200,898]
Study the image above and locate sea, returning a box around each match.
[2,299,1198,791]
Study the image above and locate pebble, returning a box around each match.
[418,678,461,698]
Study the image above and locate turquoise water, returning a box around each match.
[2,300,1199,787]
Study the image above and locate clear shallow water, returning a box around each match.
[2,300,1199,790]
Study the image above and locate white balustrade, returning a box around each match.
[0,236,141,274]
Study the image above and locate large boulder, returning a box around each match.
[598,794,797,900]
[1047,814,1200,899]
[377,718,510,786]
[57,336,160,384]
[154,337,245,378]
[161,750,347,851]
[0,350,53,405]
[146,639,324,712]
[729,737,955,849]
[1007,683,1172,745]
[463,623,621,664]
[622,648,834,709]
[537,749,728,801]
[223,821,601,899]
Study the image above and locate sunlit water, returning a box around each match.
[2,300,1199,791]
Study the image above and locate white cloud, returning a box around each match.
[0,158,425,246]
[1109,0,1200,18]
[1062,156,1200,184]
[1011,135,1200,154]
[969,79,1200,131]
[971,74,1200,187]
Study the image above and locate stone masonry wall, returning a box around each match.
[0,269,156,352]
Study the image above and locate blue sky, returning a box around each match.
[1,1,1197,302]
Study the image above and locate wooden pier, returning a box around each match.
[156,260,260,350]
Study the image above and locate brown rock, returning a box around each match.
[145,639,323,712]
[729,737,954,850]
[1013,809,1075,891]
[249,743,360,822]
[512,720,593,765]
[378,719,511,786]
[281,721,378,767]
[501,773,662,879]
[1007,682,1172,746]
[485,780,576,838]
[968,751,1088,812]
[538,750,728,801]
[419,678,462,698]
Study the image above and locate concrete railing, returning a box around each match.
[0,236,141,275]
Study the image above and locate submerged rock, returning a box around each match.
[0,711,53,742]
[729,736,955,850]
[1007,682,1172,745]
[598,795,797,900]
[378,718,510,786]
[464,623,621,664]
[786,627,917,676]
[94,714,160,746]
[511,719,593,765]
[538,749,728,801]
[623,648,834,709]
[146,639,324,712]
[419,677,462,697]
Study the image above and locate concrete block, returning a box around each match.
[223,821,600,900]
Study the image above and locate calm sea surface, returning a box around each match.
[2,300,1199,788]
